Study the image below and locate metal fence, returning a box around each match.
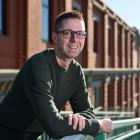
[38,118,140,140]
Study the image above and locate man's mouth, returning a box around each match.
[68,44,78,50]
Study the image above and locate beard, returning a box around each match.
[62,46,83,58]
[56,41,84,59]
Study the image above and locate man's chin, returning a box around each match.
[67,54,79,59]
[66,51,81,58]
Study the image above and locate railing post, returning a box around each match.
[94,133,106,140]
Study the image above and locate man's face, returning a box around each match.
[54,19,86,59]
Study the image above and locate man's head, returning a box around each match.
[52,11,86,59]
[55,11,85,32]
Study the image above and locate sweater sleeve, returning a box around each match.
[69,66,100,134]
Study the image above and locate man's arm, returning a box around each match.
[68,66,113,135]
[25,85,100,138]
[21,67,100,138]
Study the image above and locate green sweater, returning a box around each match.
[0,49,100,138]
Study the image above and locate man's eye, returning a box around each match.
[77,32,83,36]
[64,31,71,35]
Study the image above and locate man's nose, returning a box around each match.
[70,33,77,39]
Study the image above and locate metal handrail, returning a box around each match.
[60,110,134,116]
[113,117,140,129]
[0,69,19,81]
[95,118,140,140]
[95,111,134,116]
[114,129,140,140]
[38,117,140,140]
[84,68,140,74]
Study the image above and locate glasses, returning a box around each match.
[57,30,87,39]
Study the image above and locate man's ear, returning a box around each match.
[51,32,57,44]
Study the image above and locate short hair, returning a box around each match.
[54,11,84,32]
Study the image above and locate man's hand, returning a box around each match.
[98,118,113,134]
[67,114,85,131]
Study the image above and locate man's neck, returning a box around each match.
[56,56,72,70]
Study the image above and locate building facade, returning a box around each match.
[0,0,140,116]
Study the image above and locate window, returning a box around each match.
[108,19,113,55]
[72,0,81,11]
[93,21,98,52]
[93,14,99,53]
[42,0,49,42]
[0,0,3,34]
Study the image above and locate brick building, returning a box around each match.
[0,0,140,116]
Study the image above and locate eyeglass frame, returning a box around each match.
[56,30,87,39]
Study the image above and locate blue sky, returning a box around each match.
[103,0,140,31]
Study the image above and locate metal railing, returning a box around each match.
[38,118,140,140]
[95,110,134,119]
[60,110,135,120]
[100,118,140,140]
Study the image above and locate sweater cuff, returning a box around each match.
[91,119,100,137]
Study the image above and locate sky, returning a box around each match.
[103,0,140,32]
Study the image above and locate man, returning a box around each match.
[0,11,113,140]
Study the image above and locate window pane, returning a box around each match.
[0,0,2,33]
[72,0,81,11]
[42,0,49,42]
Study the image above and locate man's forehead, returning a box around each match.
[61,19,85,29]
